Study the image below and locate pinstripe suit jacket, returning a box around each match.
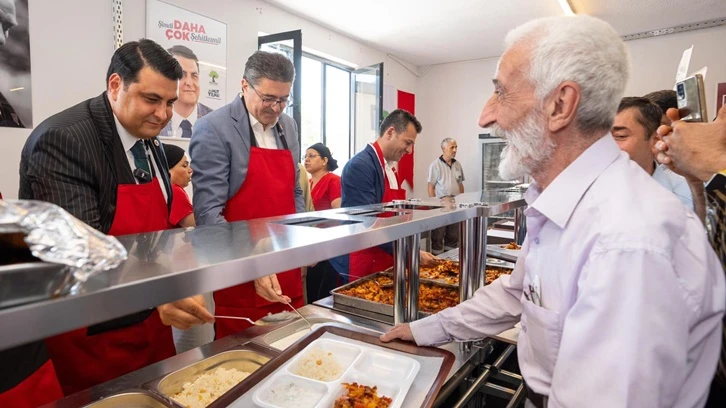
[19,92,173,234]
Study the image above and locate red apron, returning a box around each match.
[213,112,303,339]
[45,178,176,395]
[0,360,63,408]
[348,142,406,281]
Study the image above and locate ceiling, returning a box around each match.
[261,0,726,66]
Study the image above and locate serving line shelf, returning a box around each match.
[41,305,482,408]
[0,189,526,351]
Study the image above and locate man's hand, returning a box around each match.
[255,274,292,304]
[654,105,726,182]
[419,250,439,267]
[157,295,215,330]
[380,323,415,343]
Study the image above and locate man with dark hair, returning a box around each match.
[159,45,213,138]
[612,97,694,209]
[341,109,436,280]
[18,39,214,396]
[190,50,304,339]
[644,89,678,125]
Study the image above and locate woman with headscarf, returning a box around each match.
[303,143,346,301]
[163,143,195,228]
[305,143,341,210]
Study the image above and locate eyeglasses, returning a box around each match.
[248,83,293,108]
[304,153,320,159]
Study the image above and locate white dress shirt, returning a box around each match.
[114,114,168,202]
[652,162,694,209]
[168,105,199,138]
[248,111,279,149]
[411,135,725,407]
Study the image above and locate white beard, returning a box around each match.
[492,109,554,181]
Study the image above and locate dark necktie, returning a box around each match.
[130,140,151,183]
[180,119,192,138]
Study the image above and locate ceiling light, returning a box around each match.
[9,87,24,92]
[557,0,575,16]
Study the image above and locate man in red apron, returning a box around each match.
[17,39,214,397]
[341,109,437,281]
[190,51,305,339]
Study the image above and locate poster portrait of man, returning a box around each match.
[0,0,32,128]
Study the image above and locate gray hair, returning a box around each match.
[243,50,296,86]
[504,16,630,134]
[440,138,455,149]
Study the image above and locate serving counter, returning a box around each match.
[2,188,528,407]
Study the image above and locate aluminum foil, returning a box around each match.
[0,199,127,282]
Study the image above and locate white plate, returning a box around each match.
[252,338,421,408]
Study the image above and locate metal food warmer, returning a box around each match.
[0,188,528,408]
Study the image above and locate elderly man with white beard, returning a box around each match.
[381,15,725,408]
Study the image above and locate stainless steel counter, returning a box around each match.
[0,190,526,350]
[43,304,482,408]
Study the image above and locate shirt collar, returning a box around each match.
[247,110,278,132]
[528,134,621,229]
[113,113,139,152]
[439,155,456,167]
[171,104,198,129]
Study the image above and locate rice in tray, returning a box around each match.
[289,347,343,381]
[263,381,326,408]
[171,366,250,408]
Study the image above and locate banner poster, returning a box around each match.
[146,0,227,138]
[0,0,32,128]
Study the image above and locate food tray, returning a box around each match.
[486,243,522,263]
[0,262,75,309]
[210,326,455,408]
[331,272,459,317]
[82,390,171,408]
[144,343,276,407]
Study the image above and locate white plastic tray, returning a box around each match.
[252,337,421,408]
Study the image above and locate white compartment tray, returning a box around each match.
[252,337,420,408]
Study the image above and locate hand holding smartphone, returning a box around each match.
[676,74,708,123]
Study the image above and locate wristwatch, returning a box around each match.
[705,170,726,194]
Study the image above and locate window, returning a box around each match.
[299,54,352,171]
[324,65,351,171]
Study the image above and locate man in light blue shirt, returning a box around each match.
[612,96,694,209]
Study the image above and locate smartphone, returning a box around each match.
[676,74,708,122]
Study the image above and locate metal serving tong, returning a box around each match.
[284,301,312,329]
[214,315,259,326]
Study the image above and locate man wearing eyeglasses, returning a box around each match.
[190,50,304,339]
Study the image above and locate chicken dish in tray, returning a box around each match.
[418,260,513,286]
[336,275,459,314]
[334,382,393,408]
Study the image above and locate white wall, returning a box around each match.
[413,24,726,198]
[414,58,500,197]
[623,25,726,114]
